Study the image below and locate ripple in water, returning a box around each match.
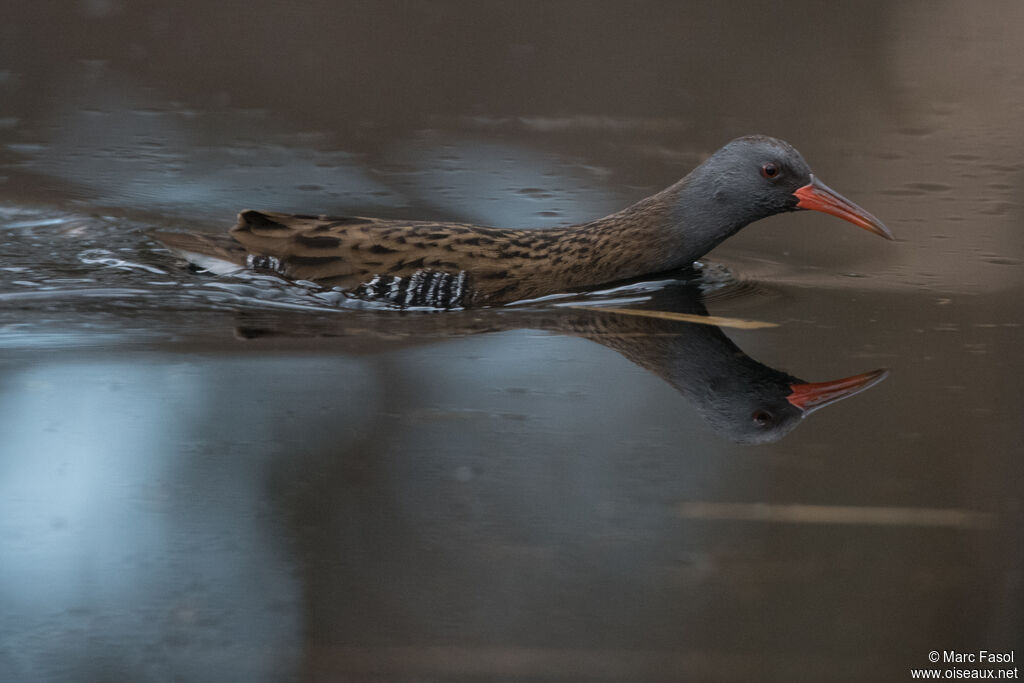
[693,261,773,304]
[78,248,168,275]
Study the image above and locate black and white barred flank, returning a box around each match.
[246,254,283,272]
[245,253,469,309]
[352,270,470,309]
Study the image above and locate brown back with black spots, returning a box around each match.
[223,192,683,306]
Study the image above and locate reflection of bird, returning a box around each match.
[566,301,887,444]
[232,281,888,444]
[150,136,892,308]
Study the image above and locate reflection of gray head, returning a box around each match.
[667,344,887,444]
[657,333,808,444]
[581,309,808,444]
[691,371,806,445]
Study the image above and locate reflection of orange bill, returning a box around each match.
[787,368,890,413]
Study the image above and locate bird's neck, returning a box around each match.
[465,173,759,304]
[539,177,744,289]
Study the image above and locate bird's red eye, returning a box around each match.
[761,162,780,179]
[752,410,773,426]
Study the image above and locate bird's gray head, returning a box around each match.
[709,135,813,214]
[678,136,811,234]
[671,135,892,256]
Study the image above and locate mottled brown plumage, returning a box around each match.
[151,190,683,307]
[150,136,891,308]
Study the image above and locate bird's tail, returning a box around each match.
[147,229,249,274]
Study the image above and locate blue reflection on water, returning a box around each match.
[0,360,302,680]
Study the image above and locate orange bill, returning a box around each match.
[794,175,894,240]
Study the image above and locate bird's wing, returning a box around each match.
[151,210,538,307]
[227,210,394,282]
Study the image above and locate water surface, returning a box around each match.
[1,2,1022,681]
